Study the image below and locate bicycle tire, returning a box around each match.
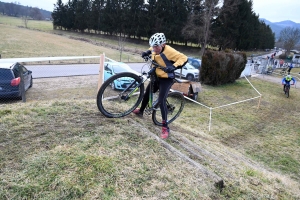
[152,91,185,126]
[97,72,144,118]
[286,86,289,98]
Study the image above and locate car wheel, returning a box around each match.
[17,94,22,100]
[186,74,194,81]
[111,82,116,90]
[29,76,33,88]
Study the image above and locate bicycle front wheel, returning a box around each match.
[97,72,144,118]
[152,91,185,126]
[285,86,290,98]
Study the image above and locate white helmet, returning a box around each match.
[149,33,166,47]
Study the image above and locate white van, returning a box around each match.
[292,54,300,63]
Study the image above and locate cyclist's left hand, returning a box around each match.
[162,65,176,73]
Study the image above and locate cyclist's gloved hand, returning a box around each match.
[162,65,176,73]
[141,50,151,59]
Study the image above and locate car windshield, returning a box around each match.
[112,65,131,73]
[0,69,14,80]
[185,63,196,69]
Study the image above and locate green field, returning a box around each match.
[0,15,300,199]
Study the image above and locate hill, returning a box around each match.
[0,1,52,20]
[260,18,300,40]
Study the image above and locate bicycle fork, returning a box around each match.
[120,77,145,101]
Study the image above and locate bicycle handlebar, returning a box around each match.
[143,55,177,73]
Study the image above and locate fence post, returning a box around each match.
[19,64,26,102]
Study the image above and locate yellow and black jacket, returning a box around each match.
[150,45,188,78]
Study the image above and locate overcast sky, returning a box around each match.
[1,0,299,23]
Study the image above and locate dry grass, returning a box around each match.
[0,23,143,64]
[0,15,204,64]
[0,98,216,199]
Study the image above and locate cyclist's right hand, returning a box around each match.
[141,50,151,59]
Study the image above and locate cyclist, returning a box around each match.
[282,73,296,91]
[287,62,294,73]
[133,33,188,139]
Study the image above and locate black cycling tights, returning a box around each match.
[139,78,174,125]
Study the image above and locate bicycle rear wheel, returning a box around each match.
[97,72,144,118]
[152,91,185,126]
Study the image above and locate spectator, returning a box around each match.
[279,59,284,68]
[274,60,278,69]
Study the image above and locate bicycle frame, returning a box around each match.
[118,66,156,103]
[117,57,176,114]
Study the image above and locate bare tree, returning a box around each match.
[22,16,29,28]
[21,6,30,28]
[182,0,221,57]
[199,0,220,57]
[118,34,126,62]
[278,27,300,55]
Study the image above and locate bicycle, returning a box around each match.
[263,65,273,75]
[96,56,185,126]
[283,81,294,98]
[279,63,289,76]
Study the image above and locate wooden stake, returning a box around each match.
[97,53,105,91]
[257,95,262,109]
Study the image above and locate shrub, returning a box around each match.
[200,51,246,86]
[279,54,286,59]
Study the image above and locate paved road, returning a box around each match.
[26,63,145,78]
[26,51,282,79]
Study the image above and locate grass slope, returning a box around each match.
[1,75,300,199]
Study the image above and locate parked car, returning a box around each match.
[0,62,32,99]
[104,61,140,90]
[188,57,201,69]
[292,54,300,64]
[174,63,199,81]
